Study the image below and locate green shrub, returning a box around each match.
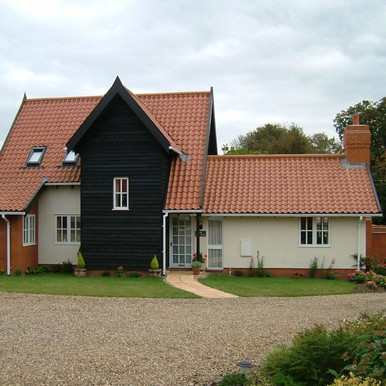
[0,268,5,275]
[26,266,51,275]
[14,269,22,276]
[260,324,355,386]
[150,255,159,269]
[310,257,318,278]
[328,372,382,385]
[62,259,73,273]
[235,270,244,277]
[102,271,111,277]
[326,272,337,280]
[218,373,246,386]
[115,266,127,278]
[259,313,385,385]
[53,264,61,273]
[77,251,85,269]
[129,271,140,278]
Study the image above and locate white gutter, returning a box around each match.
[357,216,363,270]
[0,211,25,215]
[2,214,11,276]
[162,212,169,276]
[45,182,80,186]
[201,213,382,218]
[163,209,202,214]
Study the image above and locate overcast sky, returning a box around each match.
[0,0,385,151]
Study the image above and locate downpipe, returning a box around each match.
[2,214,11,276]
[162,212,169,276]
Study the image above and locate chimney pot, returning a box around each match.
[352,114,360,125]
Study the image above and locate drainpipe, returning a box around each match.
[162,212,169,276]
[2,214,11,276]
[196,213,201,256]
[357,216,363,270]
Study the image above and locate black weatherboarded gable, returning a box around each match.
[67,79,173,270]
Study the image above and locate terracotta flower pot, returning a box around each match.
[192,267,201,276]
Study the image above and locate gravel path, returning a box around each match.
[0,292,384,385]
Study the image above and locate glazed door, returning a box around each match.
[170,216,193,267]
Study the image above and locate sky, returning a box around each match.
[0,0,385,151]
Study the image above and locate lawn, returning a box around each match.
[199,275,355,297]
[0,274,198,298]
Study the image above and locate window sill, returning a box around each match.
[298,244,331,248]
[112,208,130,211]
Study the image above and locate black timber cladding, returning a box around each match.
[77,93,172,270]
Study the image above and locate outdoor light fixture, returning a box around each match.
[237,361,253,375]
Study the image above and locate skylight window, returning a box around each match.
[27,147,46,166]
[63,150,79,165]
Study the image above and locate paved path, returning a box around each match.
[165,270,238,298]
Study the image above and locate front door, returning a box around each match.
[170,216,193,268]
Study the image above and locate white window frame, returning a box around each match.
[27,147,46,166]
[23,214,36,246]
[299,217,330,247]
[55,215,81,244]
[207,219,223,269]
[113,177,129,210]
[63,150,79,165]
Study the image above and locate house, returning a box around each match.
[0,77,382,277]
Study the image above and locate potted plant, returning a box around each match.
[148,255,161,277]
[193,252,207,271]
[74,250,87,277]
[191,259,202,276]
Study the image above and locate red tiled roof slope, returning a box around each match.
[0,90,211,212]
[0,97,100,211]
[137,92,210,210]
[203,154,380,214]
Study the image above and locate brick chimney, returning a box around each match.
[343,114,371,164]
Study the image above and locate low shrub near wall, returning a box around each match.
[348,270,386,290]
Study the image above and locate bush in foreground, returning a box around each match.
[220,312,385,385]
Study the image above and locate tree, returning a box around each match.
[310,133,343,154]
[334,97,386,224]
[223,123,341,155]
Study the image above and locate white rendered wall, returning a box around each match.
[38,186,80,265]
[200,216,365,270]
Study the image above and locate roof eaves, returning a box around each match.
[67,77,179,155]
[367,165,383,214]
[24,177,49,214]
[199,87,215,208]
[0,93,27,159]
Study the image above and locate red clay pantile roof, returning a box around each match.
[0,89,211,212]
[137,91,211,210]
[203,154,381,214]
[0,96,100,211]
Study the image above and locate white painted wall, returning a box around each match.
[200,216,365,270]
[38,186,80,265]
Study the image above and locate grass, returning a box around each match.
[0,274,198,298]
[199,275,355,297]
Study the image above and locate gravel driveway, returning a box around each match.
[0,292,384,385]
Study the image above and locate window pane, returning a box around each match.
[208,249,222,268]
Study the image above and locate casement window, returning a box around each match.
[300,217,329,246]
[56,215,81,244]
[113,177,129,210]
[26,146,46,166]
[23,214,36,246]
[63,150,79,165]
[208,219,223,268]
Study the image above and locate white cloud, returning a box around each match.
[0,0,385,150]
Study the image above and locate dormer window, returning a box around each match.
[63,150,79,165]
[27,146,46,166]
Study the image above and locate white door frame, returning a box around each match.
[169,215,194,268]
